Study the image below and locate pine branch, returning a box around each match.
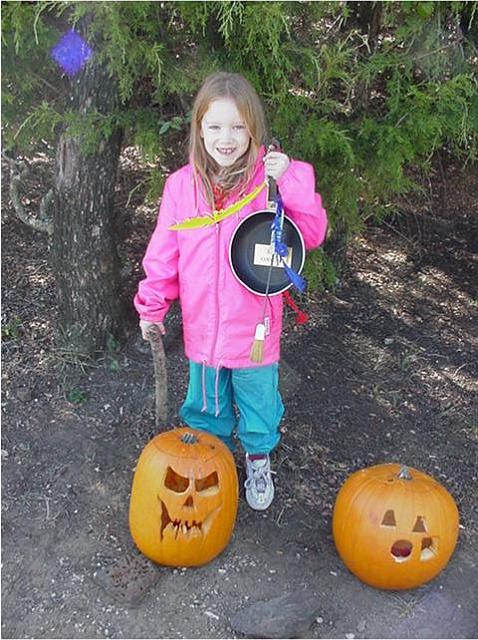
[3,153,54,236]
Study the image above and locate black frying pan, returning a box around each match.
[229,206,305,296]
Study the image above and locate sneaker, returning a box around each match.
[244,454,275,510]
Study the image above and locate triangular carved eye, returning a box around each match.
[164,467,189,492]
[413,516,427,532]
[381,510,396,526]
[195,472,219,492]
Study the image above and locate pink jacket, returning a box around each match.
[134,146,327,369]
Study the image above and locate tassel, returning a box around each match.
[296,310,309,325]
[283,290,309,325]
[249,323,266,363]
[283,262,307,292]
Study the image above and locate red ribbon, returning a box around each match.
[212,183,227,211]
[283,290,309,325]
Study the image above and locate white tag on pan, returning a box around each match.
[253,243,293,268]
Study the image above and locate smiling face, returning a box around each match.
[200,98,251,167]
[333,464,460,590]
[382,511,439,563]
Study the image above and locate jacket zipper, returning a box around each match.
[210,222,221,364]
[208,175,264,364]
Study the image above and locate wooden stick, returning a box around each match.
[147,327,168,430]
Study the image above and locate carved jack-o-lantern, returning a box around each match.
[129,428,238,567]
[332,463,459,590]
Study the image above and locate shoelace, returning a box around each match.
[245,461,276,493]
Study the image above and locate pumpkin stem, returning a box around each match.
[398,466,412,480]
[181,432,199,444]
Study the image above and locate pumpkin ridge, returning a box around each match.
[333,476,377,547]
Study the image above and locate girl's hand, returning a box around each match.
[140,320,166,341]
[263,151,290,181]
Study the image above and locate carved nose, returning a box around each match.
[183,496,194,507]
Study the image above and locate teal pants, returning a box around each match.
[179,361,284,454]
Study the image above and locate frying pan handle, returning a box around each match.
[269,137,282,151]
[267,177,277,206]
[266,138,282,208]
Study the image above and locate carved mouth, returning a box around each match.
[160,500,203,540]
[391,540,412,562]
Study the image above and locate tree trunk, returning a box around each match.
[345,1,384,112]
[53,19,124,354]
[354,1,383,50]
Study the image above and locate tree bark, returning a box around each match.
[354,1,383,50]
[345,2,384,112]
[52,17,124,354]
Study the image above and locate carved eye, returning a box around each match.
[413,516,427,532]
[164,467,189,492]
[381,510,397,527]
[420,537,438,560]
[195,472,219,492]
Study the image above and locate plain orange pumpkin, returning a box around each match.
[332,463,459,590]
[129,427,238,567]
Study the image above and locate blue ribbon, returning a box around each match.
[271,193,307,292]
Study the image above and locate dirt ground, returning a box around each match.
[1,152,478,639]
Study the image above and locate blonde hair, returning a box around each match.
[189,72,267,208]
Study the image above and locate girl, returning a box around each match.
[134,72,327,510]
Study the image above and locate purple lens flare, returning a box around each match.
[50,29,93,77]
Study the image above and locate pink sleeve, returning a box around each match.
[133,178,180,322]
[277,160,328,250]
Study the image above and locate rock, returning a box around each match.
[230,590,320,638]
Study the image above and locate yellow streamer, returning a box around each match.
[169,181,267,231]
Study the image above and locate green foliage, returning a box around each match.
[303,248,338,292]
[105,332,119,353]
[1,317,24,340]
[66,387,88,405]
[105,332,120,371]
[3,0,478,288]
